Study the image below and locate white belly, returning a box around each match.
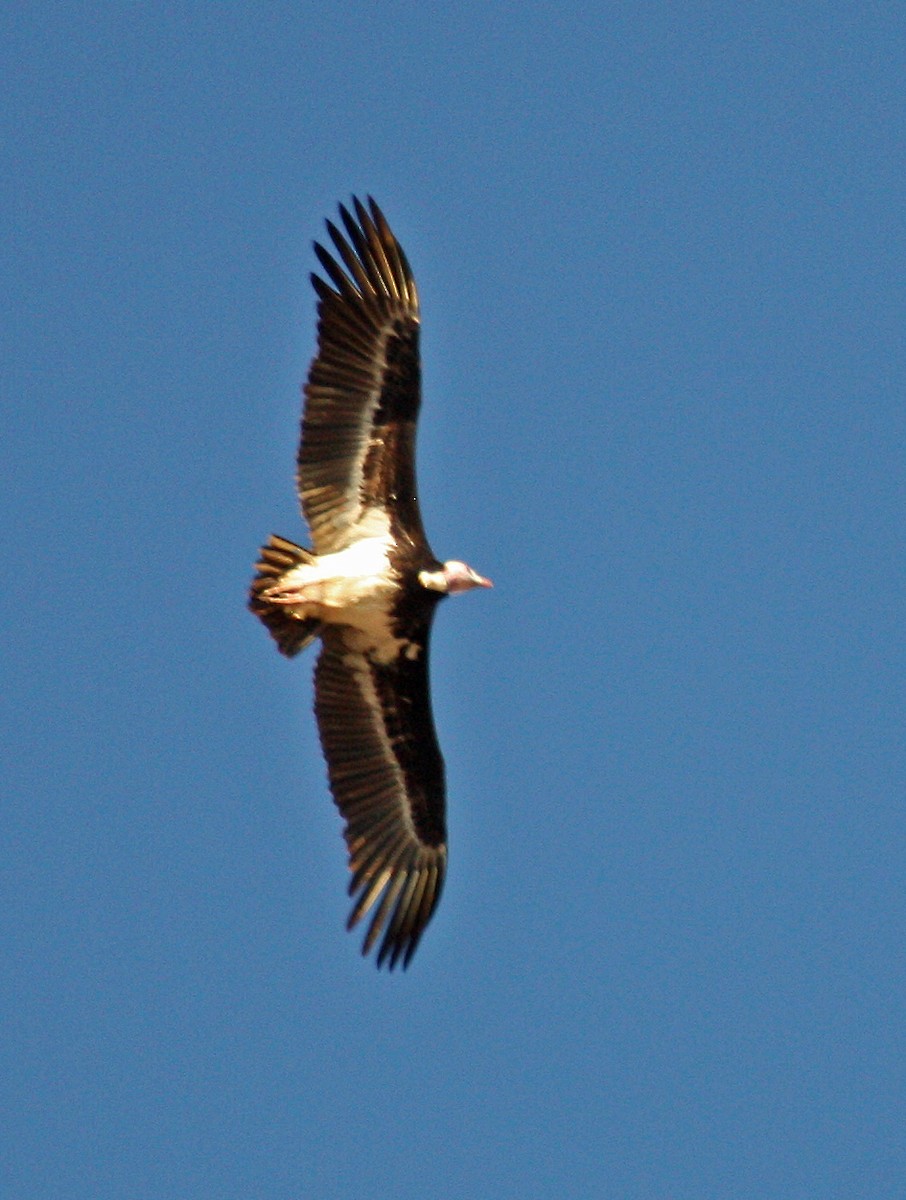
[280,536,401,650]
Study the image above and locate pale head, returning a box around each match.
[419,561,493,595]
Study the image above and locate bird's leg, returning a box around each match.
[261,564,328,607]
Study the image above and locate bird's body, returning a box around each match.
[249,197,490,969]
[266,535,400,651]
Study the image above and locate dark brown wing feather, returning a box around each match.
[314,626,447,969]
[300,196,429,555]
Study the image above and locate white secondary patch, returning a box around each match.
[347,658,419,840]
[308,454,393,553]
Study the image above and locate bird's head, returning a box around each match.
[419,560,493,595]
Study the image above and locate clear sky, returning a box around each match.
[3,5,905,1197]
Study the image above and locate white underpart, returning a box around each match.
[279,530,409,663]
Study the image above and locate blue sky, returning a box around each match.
[3,4,905,1197]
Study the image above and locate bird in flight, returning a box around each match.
[249,197,491,969]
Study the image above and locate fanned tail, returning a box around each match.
[249,535,322,657]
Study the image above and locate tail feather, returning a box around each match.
[249,535,322,657]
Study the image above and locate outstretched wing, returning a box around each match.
[313,626,447,970]
[299,196,427,556]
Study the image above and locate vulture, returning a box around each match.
[249,197,491,969]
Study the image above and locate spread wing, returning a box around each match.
[314,626,447,970]
[299,196,427,556]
